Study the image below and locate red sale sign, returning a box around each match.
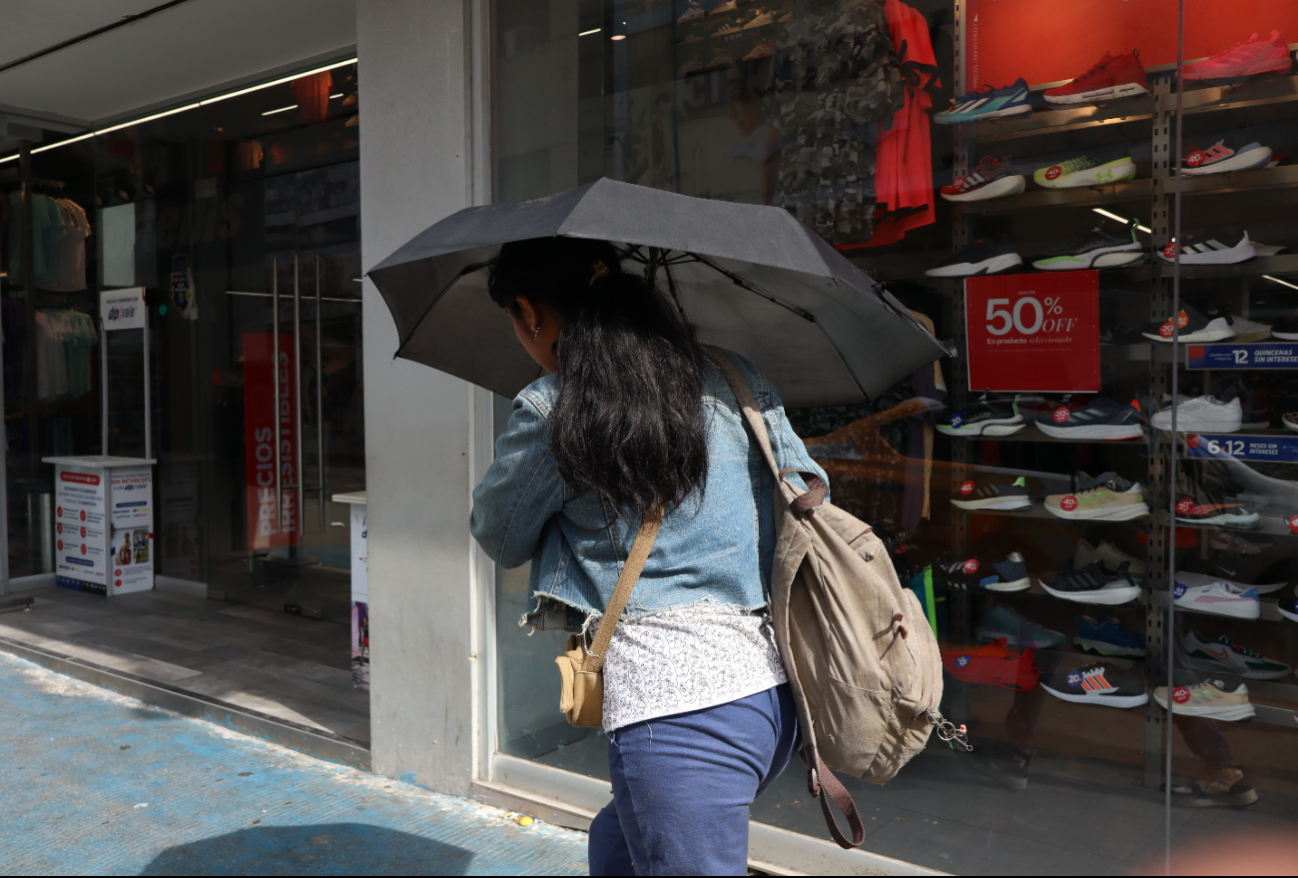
[965,271,1100,392]
[242,333,299,550]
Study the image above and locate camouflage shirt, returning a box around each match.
[765,0,904,245]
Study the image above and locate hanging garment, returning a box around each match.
[49,199,90,292]
[292,71,333,124]
[35,309,70,399]
[7,192,65,288]
[765,0,905,246]
[855,0,942,249]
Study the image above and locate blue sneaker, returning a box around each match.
[1074,615,1146,657]
[976,604,1065,649]
[934,78,1033,124]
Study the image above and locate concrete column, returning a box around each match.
[358,0,489,795]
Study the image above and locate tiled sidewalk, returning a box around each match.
[0,649,586,875]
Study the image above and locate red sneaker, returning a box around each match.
[1045,51,1149,105]
[939,156,1027,203]
[1183,31,1293,82]
[943,638,1040,692]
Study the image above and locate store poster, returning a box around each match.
[110,467,152,528]
[350,501,369,691]
[161,464,201,580]
[964,271,1101,393]
[99,287,147,330]
[970,0,1298,91]
[352,600,370,691]
[54,468,107,585]
[109,527,154,594]
[242,332,299,550]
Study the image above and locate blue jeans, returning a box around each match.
[588,685,798,876]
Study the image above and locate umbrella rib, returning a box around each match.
[662,261,691,325]
[686,254,816,322]
[393,258,495,357]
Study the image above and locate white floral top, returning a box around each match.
[597,605,788,733]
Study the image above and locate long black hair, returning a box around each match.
[488,237,709,514]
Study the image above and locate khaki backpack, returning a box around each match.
[713,352,962,849]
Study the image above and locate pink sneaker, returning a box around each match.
[1183,30,1293,82]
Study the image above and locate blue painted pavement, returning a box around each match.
[0,650,587,875]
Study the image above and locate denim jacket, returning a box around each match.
[470,350,829,619]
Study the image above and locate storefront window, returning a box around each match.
[494,1,1298,870]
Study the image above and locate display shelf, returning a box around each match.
[946,423,1149,446]
[1150,589,1294,623]
[958,504,1151,525]
[1176,164,1298,198]
[1153,253,1298,280]
[972,97,1154,144]
[961,178,1153,216]
[1180,72,1298,117]
[1152,511,1298,537]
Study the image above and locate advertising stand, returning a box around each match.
[334,490,369,690]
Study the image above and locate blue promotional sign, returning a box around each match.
[1186,433,1298,463]
[1187,342,1298,370]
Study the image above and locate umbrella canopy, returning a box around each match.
[367,178,952,407]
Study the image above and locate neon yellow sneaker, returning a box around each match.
[1046,472,1150,521]
[1153,678,1255,721]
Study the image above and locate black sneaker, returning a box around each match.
[1040,661,1149,708]
[1170,768,1259,808]
[1272,314,1298,341]
[1035,397,1143,440]
[1032,220,1143,271]
[937,396,1024,437]
[1159,229,1256,265]
[926,241,1024,278]
[1041,560,1140,605]
[937,552,1032,592]
[1141,302,1235,343]
[951,475,1033,511]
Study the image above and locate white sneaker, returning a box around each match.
[1176,569,1288,595]
[1074,540,1147,577]
[1150,396,1242,432]
[1173,578,1260,619]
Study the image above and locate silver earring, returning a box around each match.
[532,326,540,340]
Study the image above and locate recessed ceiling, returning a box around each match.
[0,0,354,132]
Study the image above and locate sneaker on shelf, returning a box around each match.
[1036,397,1144,440]
[1041,661,1149,708]
[742,40,773,61]
[1173,487,1260,528]
[1182,140,1273,175]
[1215,379,1272,427]
[1207,529,1273,554]
[1182,30,1293,83]
[934,79,1033,124]
[977,604,1066,649]
[709,0,739,14]
[677,0,707,22]
[1151,395,1243,432]
[1183,631,1291,679]
[1032,220,1143,271]
[1173,767,1259,808]
[1042,561,1140,605]
[1034,155,1137,189]
[1141,303,1235,343]
[1285,411,1298,432]
[1153,678,1256,721]
[1251,241,1292,256]
[938,396,1024,437]
[937,553,1032,593]
[942,638,1040,691]
[1173,577,1261,619]
[1159,229,1256,265]
[1176,569,1288,596]
[1223,313,1274,343]
[705,51,735,70]
[1271,315,1298,340]
[1279,595,1298,623]
[940,156,1027,202]
[678,59,705,76]
[1074,540,1147,582]
[1045,471,1150,522]
[1044,50,1150,104]
[1074,615,1146,657]
[743,10,775,27]
[951,475,1033,512]
[925,241,1023,277]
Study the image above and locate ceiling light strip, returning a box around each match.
[1263,274,1298,291]
[1092,207,1152,234]
[0,57,356,164]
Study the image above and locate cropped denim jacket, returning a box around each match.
[470,350,829,619]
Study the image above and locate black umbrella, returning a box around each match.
[367,178,952,407]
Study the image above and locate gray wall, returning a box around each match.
[358,0,490,795]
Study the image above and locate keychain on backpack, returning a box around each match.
[927,709,973,752]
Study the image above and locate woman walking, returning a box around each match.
[470,237,828,876]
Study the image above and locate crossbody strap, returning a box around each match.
[581,509,663,673]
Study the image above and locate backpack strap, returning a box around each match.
[707,348,865,851]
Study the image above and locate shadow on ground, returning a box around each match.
[138,823,474,876]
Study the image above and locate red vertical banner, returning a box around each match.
[242,333,299,549]
[965,271,1101,393]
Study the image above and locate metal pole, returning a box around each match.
[294,254,304,547]
[142,292,152,460]
[315,255,325,533]
[18,146,38,480]
[272,259,282,534]
[101,313,109,455]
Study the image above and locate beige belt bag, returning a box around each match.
[555,510,662,728]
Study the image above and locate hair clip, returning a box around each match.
[590,260,610,287]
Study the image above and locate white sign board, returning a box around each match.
[55,469,108,585]
[100,287,147,331]
[110,467,153,528]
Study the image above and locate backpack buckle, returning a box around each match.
[807,766,820,796]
